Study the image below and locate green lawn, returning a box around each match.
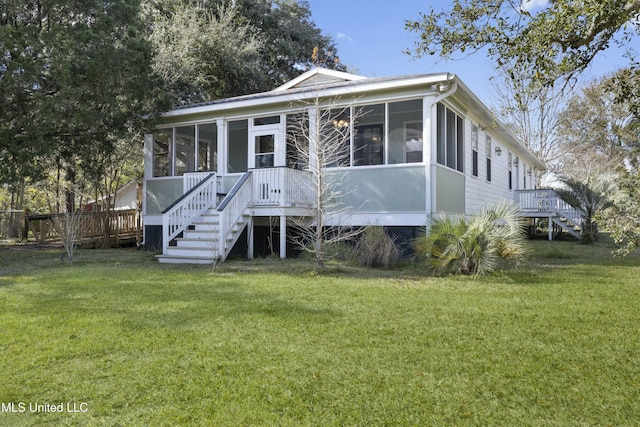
[0,240,639,426]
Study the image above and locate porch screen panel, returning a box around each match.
[388,99,423,164]
[436,103,446,165]
[198,123,217,172]
[228,119,248,173]
[456,116,464,172]
[153,129,172,177]
[437,102,464,172]
[286,113,309,170]
[446,109,456,169]
[321,108,351,168]
[354,103,384,166]
[175,126,195,176]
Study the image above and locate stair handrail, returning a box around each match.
[217,171,253,260]
[161,172,217,253]
[514,188,583,228]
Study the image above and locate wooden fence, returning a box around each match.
[24,209,141,247]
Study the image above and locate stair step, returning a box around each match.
[183,229,217,239]
[165,246,219,258]
[174,237,220,248]
[156,254,218,265]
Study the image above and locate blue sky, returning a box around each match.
[307,0,638,106]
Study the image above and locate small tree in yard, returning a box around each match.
[557,175,615,244]
[55,209,85,263]
[414,201,527,276]
[286,91,367,271]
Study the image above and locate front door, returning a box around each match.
[249,127,283,169]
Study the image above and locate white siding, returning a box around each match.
[464,118,515,215]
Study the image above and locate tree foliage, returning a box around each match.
[146,0,344,104]
[490,67,566,170]
[557,175,615,244]
[0,0,168,191]
[406,0,640,88]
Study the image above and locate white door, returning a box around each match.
[249,127,283,169]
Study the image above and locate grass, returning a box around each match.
[0,239,639,425]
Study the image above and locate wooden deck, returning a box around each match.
[24,209,142,247]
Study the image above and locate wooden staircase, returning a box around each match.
[515,189,583,240]
[157,172,253,264]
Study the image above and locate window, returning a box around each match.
[228,119,248,173]
[198,123,217,172]
[436,103,464,172]
[153,129,172,177]
[254,134,275,168]
[471,124,478,177]
[486,135,492,182]
[254,115,280,126]
[389,99,423,164]
[354,104,385,166]
[508,152,513,190]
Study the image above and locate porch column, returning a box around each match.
[280,215,287,259]
[548,217,553,241]
[247,217,254,259]
[217,118,226,175]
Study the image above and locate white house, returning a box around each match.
[142,68,577,264]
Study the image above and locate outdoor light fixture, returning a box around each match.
[436,82,451,93]
[527,168,532,176]
[494,146,502,156]
[513,158,519,166]
[332,119,349,128]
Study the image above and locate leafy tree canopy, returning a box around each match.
[0,0,169,185]
[406,0,640,88]
[147,0,344,104]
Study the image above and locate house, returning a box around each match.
[86,179,141,212]
[142,68,577,264]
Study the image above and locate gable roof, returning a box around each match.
[272,68,367,92]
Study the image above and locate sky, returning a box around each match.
[306,0,639,107]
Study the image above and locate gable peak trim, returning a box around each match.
[272,67,367,92]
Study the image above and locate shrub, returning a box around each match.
[414,201,527,276]
[354,226,399,268]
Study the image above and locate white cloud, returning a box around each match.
[521,0,548,12]
[336,32,354,43]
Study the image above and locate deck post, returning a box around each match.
[548,218,553,241]
[280,215,286,259]
[247,217,254,259]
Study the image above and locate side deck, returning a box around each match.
[515,189,583,240]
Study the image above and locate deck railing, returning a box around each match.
[162,172,217,252]
[24,209,141,246]
[252,167,313,207]
[515,189,582,226]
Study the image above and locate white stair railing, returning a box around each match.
[183,172,213,193]
[515,188,582,228]
[217,172,254,260]
[162,172,217,253]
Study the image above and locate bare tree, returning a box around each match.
[55,208,85,263]
[490,66,569,179]
[286,94,367,271]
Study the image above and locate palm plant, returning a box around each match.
[556,175,615,244]
[414,201,527,276]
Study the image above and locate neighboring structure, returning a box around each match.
[142,68,573,264]
[86,179,142,212]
